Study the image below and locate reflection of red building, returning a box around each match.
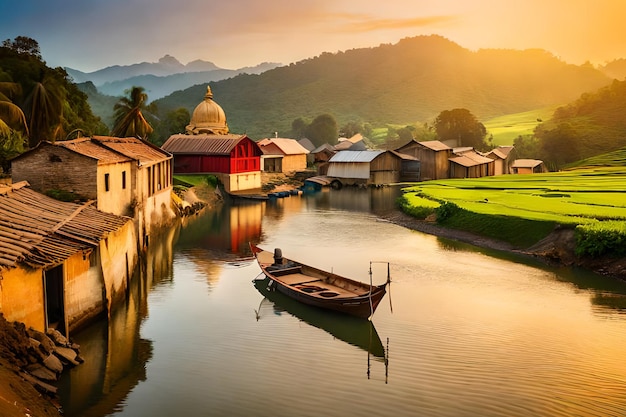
[161,86,262,192]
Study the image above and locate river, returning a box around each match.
[58,187,626,417]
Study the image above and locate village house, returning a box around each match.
[0,182,138,337]
[326,150,402,187]
[448,148,495,178]
[511,159,547,174]
[484,146,516,175]
[395,140,452,180]
[161,86,262,193]
[11,136,175,250]
[257,138,309,173]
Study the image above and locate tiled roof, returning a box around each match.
[161,134,249,155]
[55,138,132,164]
[92,136,171,164]
[0,182,131,269]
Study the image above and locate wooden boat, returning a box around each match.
[250,243,389,319]
[253,276,386,358]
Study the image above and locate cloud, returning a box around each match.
[328,14,457,33]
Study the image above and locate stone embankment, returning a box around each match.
[0,313,82,415]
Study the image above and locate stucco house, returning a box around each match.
[11,136,175,249]
[257,138,309,173]
[0,182,137,337]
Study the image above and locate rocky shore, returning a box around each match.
[0,313,83,416]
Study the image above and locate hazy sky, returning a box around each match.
[2,0,625,72]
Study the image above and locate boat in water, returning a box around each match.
[253,275,386,358]
[250,243,389,319]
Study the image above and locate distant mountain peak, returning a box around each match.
[158,54,184,68]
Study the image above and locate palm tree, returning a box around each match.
[0,82,28,172]
[0,81,28,137]
[111,86,154,139]
[23,73,65,147]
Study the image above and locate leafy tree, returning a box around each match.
[512,135,540,159]
[305,113,337,148]
[152,107,189,145]
[536,122,581,169]
[290,117,307,139]
[111,86,154,139]
[339,121,363,138]
[433,108,488,149]
[2,36,41,59]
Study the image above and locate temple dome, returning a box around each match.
[185,86,229,135]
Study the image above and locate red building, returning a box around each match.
[161,86,262,192]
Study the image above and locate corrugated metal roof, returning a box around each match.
[0,182,131,270]
[92,136,171,164]
[161,134,248,155]
[418,140,452,151]
[329,150,384,163]
[258,138,309,155]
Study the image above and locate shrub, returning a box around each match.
[575,222,626,257]
[396,196,435,219]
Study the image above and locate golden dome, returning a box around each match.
[185,86,229,135]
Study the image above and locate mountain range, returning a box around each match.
[66,55,281,100]
[79,35,624,140]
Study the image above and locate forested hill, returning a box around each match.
[154,35,611,139]
[536,78,626,164]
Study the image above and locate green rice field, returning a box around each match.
[403,167,626,223]
[483,106,559,146]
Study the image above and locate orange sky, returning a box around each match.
[2,0,625,71]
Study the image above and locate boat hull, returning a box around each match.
[250,243,388,319]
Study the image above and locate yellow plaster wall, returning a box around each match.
[0,267,45,332]
[97,163,133,216]
[64,252,105,331]
[100,221,138,311]
[227,172,262,192]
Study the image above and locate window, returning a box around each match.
[104,173,110,192]
[122,171,126,189]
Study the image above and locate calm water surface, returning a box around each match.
[59,188,626,417]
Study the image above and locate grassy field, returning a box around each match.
[483,105,559,146]
[401,167,626,249]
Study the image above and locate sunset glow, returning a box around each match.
[1,0,625,72]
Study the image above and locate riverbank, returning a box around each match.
[380,210,626,281]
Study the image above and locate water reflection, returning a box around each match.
[253,276,387,359]
[57,224,178,417]
[57,187,626,417]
